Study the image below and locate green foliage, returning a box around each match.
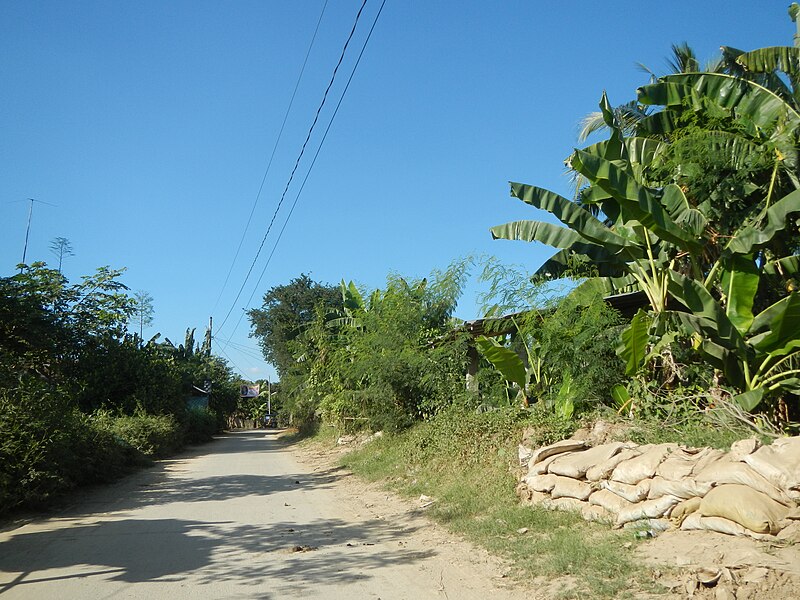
[491,31,800,421]
[0,382,145,513]
[247,274,342,379]
[131,289,155,339]
[0,263,241,514]
[280,261,472,432]
[181,407,219,445]
[475,263,626,413]
[92,411,182,458]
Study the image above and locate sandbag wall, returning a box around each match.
[516,436,800,541]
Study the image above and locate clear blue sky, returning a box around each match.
[1,1,794,381]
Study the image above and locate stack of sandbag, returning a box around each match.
[516,435,800,541]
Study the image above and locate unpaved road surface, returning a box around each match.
[0,430,527,599]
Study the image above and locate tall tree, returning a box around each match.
[247,274,341,379]
[132,290,155,340]
[49,237,74,273]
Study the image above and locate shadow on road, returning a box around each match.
[0,430,434,596]
[0,516,431,596]
[57,431,344,516]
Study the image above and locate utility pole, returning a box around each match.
[19,198,57,268]
[21,198,34,265]
[267,379,272,414]
[206,316,213,357]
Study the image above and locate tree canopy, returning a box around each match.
[248,274,342,379]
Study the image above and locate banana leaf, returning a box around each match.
[666,270,747,353]
[617,309,652,375]
[599,91,626,161]
[508,183,638,253]
[733,388,764,412]
[747,292,800,354]
[720,254,760,335]
[571,150,702,253]
[490,220,586,249]
[726,188,800,254]
[639,73,800,132]
[660,184,707,237]
[665,311,746,387]
[763,255,800,276]
[738,46,800,75]
[534,246,630,278]
[475,336,526,388]
[737,46,800,98]
[637,109,682,135]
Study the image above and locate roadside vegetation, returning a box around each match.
[0,262,241,515]
[253,9,800,597]
[5,6,800,596]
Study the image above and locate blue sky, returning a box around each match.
[1,1,794,381]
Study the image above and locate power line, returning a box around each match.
[211,0,329,315]
[222,0,388,341]
[213,336,265,361]
[216,0,370,334]
[216,344,248,379]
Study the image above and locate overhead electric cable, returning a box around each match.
[216,0,370,334]
[213,336,266,361]
[211,0,329,314]
[222,0,387,341]
[216,345,248,379]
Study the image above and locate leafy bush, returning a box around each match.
[0,383,145,513]
[93,411,182,458]
[0,384,72,511]
[182,407,219,445]
[400,404,578,468]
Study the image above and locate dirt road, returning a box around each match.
[0,430,527,599]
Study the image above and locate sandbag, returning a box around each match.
[611,444,677,485]
[524,490,550,506]
[729,438,760,461]
[647,476,714,500]
[655,446,709,481]
[689,448,726,476]
[550,476,593,501]
[547,442,627,479]
[528,453,559,476]
[515,481,532,501]
[777,520,800,543]
[742,437,800,500]
[581,504,613,524]
[600,478,651,503]
[670,497,702,526]
[585,447,641,482]
[529,439,587,466]
[616,494,680,526]
[621,518,670,532]
[588,488,634,516]
[523,473,558,493]
[694,457,792,506]
[541,497,587,513]
[680,513,774,541]
[699,484,790,535]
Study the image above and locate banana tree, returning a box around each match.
[664,268,800,410]
[475,331,571,412]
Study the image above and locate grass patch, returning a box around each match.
[337,407,648,599]
[622,412,762,450]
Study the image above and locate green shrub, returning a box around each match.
[93,411,182,458]
[0,384,145,514]
[182,407,218,445]
[0,384,71,511]
[66,412,146,485]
